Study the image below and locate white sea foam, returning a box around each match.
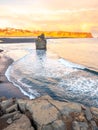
[5,64,40,99]
[58,76,98,96]
[5,50,86,99]
[59,58,86,69]
[12,82,35,99]
[18,79,40,97]
[5,65,13,81]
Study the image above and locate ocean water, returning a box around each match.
[5,38,98,107]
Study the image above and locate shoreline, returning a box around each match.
[0,39,98,129]
[47,38,98,73]
[0,37,98,72]
[0,38,98,100]
[0,52,28,99]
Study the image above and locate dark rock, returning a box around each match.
[35,33,47,50]
[26,99,59,128]
[49,100,82,116]
[6,118,13,124]
[5,104,17,113]
[1,111,19,119]
[92,127,98,130]
[12,111,22,121]
[42,125,52,130]
[0,80,3,83]
[42,120,66,130]
[3,114,34,130]
[51,120,66,130]
[91,121,98,130]
[79,122,88,130]
[2,96,98,130]
[17,99,27,113]
[0,105,5,116]
[81,104,87,110]
[85,107,93,121]
[1,99,15,112]
[72,121,80,130]
[91,107,98,116]
[70,112,86,122]
[0,118,9,130]
[0,96,7,102]
[91,121,97,127]
[0,49,3,53]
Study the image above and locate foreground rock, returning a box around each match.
[0,95,98,130]
[3,115,34,130]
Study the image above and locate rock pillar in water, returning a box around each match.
[35,34,47,50]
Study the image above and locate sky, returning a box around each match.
[0,0,98,36]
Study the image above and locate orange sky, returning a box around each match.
[0,0,98,37]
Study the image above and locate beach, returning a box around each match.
[0,53,28,99]
[48,38,98,72]
[0,38,32,99]
[0,37,98,101]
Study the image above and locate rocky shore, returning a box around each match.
[1,43,98,130]
[0,95,98,130]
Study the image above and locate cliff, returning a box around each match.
[0,28,93,38]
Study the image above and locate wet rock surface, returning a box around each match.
[0,95,98,130]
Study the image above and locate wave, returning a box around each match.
[5,65,40,99]
[59,58,98,76]
[59,58,86,69]
[5,51,80,99]
[5,50,98,107]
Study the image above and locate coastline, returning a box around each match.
[0,52,28,99]
[0,40,98,130]
[0,37,98,100]
[0,37,98,72]
[48,38,98,72]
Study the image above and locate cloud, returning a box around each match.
[0,1,98,33]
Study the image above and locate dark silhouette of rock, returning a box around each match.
[0,49,3,53]
[35,34,47,50]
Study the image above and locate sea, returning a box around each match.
[3,38,98,107]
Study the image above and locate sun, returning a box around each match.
[81,24,89,32]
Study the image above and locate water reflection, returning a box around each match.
[36,50,46,62]
[35,50,47,76]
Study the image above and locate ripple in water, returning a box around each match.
[6,50,98,107]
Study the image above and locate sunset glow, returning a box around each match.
[0,0,98,37]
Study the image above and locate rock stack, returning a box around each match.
[0,49,3,53]
[35,34,47,50]
[0,95,98,130]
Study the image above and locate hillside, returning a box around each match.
[0,28,93,38]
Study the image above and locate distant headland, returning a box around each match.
[0,28,93,38]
